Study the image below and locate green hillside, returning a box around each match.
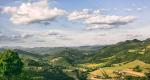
[1,39,150,80]
[89,39,150,64]
[79,39,150,80]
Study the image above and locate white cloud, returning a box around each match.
[0,34,25,43]
[1,26,150,47]
[3,0,66,24]
[2,6,17,14]
[68,9,137,30]
[68,9,92,21]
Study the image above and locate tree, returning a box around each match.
[0,49,23,79]
[75,69,88,80]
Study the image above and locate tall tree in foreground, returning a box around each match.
[0,49,23,79]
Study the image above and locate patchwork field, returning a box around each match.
[87,60,150,79]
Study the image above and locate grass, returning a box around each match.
[88,60,150,79]
[78,59,110,70]
[104,60,150,70]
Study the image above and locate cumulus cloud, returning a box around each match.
[68,9,93,21]
[68,9,137,30]
[2,6,17,14]
[3,0,66,24]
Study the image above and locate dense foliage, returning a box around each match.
[0,49,23,79]
[0,39,150,80]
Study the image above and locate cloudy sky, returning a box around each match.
[0,0,150,47]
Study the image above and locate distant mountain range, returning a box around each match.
[1,38,150,64]
[1,39,150,79]
[0,45,102,55]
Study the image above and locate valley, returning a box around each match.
[0,39,150,80]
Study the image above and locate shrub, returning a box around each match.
[133,65,143,72]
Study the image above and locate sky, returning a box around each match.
[0,0,150,47]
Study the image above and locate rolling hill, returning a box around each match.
[1,39,150,80]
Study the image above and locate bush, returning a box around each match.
[145,71,150,80]
[133,65,143,72]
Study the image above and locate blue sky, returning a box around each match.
[0,0,150,47]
